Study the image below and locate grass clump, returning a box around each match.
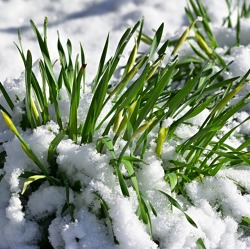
[0,0,250,248]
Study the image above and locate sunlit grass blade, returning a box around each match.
[107,20,141,82]
[68,65,85,142]
[93,33,109,91]
[122,41,138,78]
[43,54,63,129]
[0,104,11,118]
[105,55,147,104]
[30,19,51,60]
[196,238,207,249]
[1,110,56,184]
[172,17,202,55]
[57,31,67,69]
[165,172,178,192]
[81,63,111,144]
[134,61,177,129]
[188,0,217,48]
[195,33,213,59]
[156,126,169,157]
[101,62,151,137]
[96,136,117,159]
[148,23,164,60]
[168,95,216,138]
[21,175,46,195]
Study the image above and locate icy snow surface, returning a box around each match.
[1,0,250,249]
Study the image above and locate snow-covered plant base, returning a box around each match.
[1,1,250,248]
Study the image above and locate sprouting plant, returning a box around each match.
[0,0,250,247]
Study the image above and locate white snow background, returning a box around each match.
[1,0,250,248]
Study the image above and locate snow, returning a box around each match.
[1,0,250,249]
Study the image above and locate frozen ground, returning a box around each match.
[1,0,250,249]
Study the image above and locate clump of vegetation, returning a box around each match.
[0,0,250,248]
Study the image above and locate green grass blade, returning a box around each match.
[209,84,244,117]
[94,192,119,244]
[165,172,178,191]
[236,5,241,45]
[80,43,86,92]
[0,81,14,111]
[0,104,12,117]
[25,50,36,128]
[159,190,198,228]
[116,165,130,197]
[93,33,109,91]
[168,95,216,138]
[105,55,147,104]
[1,110,55,183]
[47,130,65,177]
[149,23,164,60]
[42,54,63,129]
[108,20,141,82]
[68,66,85,142]
[121,158,139,195]
[96,136,117,159]
[165,71,201,117]
[21,175,46,195]
[60,172,75,221]
[101,62,151,137]
[134,61,177,129]
[158,39,169,56]
[57,31,67,68]
[39,60,50,124]
[30,19,50,60]
[196,238,207,249]
[81,63,111,143]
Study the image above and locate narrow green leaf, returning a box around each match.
[121,158,139,195]
[101,62,151,137]
[116,165,130,197]
[93,33,109,91]
[80,43,86,92]
[60,172,75,221]
[96,136,117,159]
[68,65,85,142]
[0,82,14,111]
[21,175,46,195]
[57,31,67,68]
[47,130,65,176]
[196,238,207,249]
[30,19,50,60]
[81,62,110,143]
[165,172,178,191]
[159,190,198,228]
[25,50,36,128]
[149,23,164,60]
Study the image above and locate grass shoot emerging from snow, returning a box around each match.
[0,0,250,248]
